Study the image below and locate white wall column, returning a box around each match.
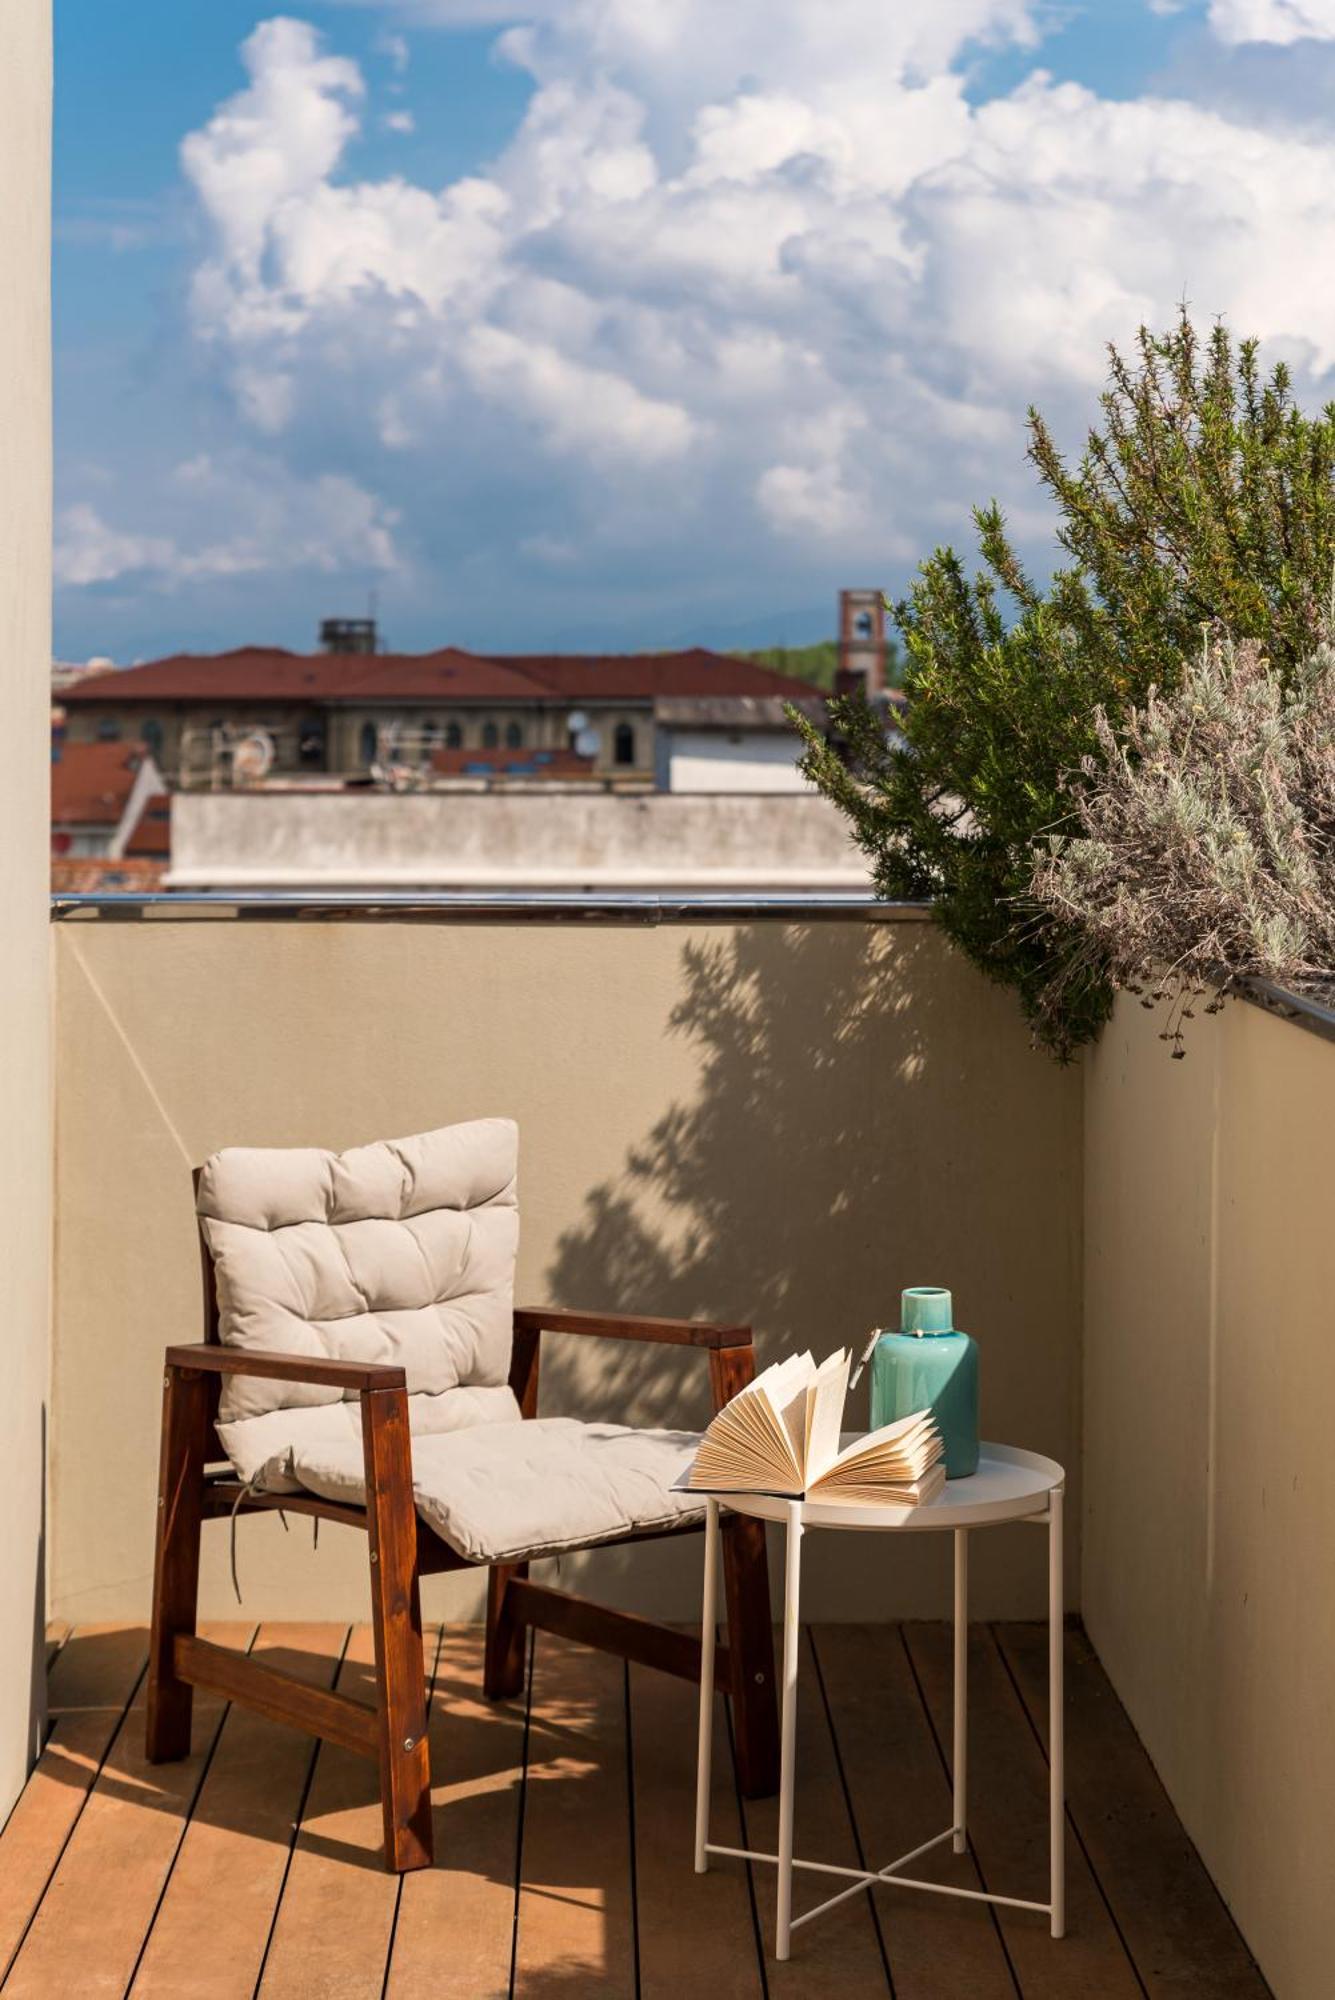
[0,0,53,1818]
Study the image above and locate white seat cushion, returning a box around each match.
[289,1418,707,1564]
[198,1120,520,1484]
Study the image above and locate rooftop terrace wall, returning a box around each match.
[1084,988,1335,1999]
[49,901,1082,1626]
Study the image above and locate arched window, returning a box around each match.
[298,715,326,768]
[481,720,499,749]
[96,715,122,743]
[854,609,874,639]
[445,720,462,750]
[613,721,636,767]
[141,718,164,759]
[359,721,378,765]
[505,720,523,750]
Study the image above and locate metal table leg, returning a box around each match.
[776,1500,804,1961]
[953,1527,968,1854]
[1049,1485,1065,1938]
[694,1497,719,1875]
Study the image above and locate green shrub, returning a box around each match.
[792,313,1335,1057]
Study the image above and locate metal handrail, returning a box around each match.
[50,891,933,924]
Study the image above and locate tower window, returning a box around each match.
[854,610,874,639]
[613,722,636,767]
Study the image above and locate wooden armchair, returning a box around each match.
[146,1126,779,1874]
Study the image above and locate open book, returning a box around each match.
[687,1348,946,1506]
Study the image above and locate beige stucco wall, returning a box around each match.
[50,913,1081,1626]
[0,0,52,1821]
[1083,992,1335,2000]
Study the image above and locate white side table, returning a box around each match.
[693,1443,1066,1961]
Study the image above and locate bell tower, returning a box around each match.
[836,588,887,698]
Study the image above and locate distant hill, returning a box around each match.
[733,639,902,693]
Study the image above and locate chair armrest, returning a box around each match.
[163,1343,407,1393]
[513,1308,752,1350]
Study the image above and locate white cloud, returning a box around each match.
[56,457,400,591]
[55,507,179,588]
[383,109,416,133]
[62,4,1335,642]
[1207,0,1335,43]
[376,31,411,73]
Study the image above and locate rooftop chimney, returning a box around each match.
[319,617,379,655]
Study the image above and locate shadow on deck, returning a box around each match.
[0,1620,1267,1998]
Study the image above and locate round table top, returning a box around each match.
[717,1442,1064,1533]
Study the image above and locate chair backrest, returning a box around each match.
[195,1119,520,1482]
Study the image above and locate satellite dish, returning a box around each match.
[574,727,601,759]
[232,730,275,783]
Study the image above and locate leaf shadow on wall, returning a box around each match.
[538,921,948,1439]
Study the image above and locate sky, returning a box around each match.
[53,0,1335,663]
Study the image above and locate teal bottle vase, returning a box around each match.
[869,1286,979,1479]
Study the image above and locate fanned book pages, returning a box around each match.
[687,1348,946,1507]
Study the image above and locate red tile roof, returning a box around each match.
[427,745,597,778]
[123,794,171,858]
[51,740,149,825]
[60,645,820,708]
[501,648,817,702]
[51,856,166,893]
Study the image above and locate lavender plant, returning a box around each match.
[1031,624,1335,1051]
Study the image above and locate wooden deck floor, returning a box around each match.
[1,1621,1267,1999]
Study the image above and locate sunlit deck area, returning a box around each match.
[0,1620,1265,1999]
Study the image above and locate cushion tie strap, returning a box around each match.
[227,1476,289,1605]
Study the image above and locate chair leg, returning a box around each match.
[721,1512,780,1797]
[363,1387,433,1872]
[146,1363,208,1763]
[484,1560,529,1700]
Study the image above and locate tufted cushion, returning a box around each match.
[198,1120,520,1484]
[287,1418,707,1564]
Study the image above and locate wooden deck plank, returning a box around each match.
[2,1623,253,2000]
[511,1633,635,1998]
[630,1652,763,2000]
[813,1624,1017,2000]
[11,1618,1282,2000]
[998,1622,1270,1999]
[386,1627,528,2000]
[130,1624,351,2000]
[905,1621,1142,2000]
[0,1627,148,1983]
[737,1627,890,1994]
[257,1626,440,2000]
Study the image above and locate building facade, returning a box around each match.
[60,640,824,788]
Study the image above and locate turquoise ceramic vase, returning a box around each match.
[869,1286,979,1479]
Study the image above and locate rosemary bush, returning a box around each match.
[793,314,1335,1057]
[1032,627,1335,1051]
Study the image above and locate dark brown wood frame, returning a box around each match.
[146,1216,780,1872]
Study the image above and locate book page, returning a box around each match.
[687,1352,813,1492]
[824,1406,939,1478]
[802,1348,849,1484]
[809,1463,947,1509]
